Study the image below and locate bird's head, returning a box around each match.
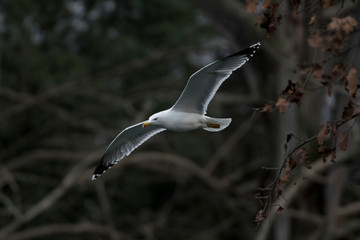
[142,111,167,128]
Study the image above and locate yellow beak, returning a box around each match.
[142,121,151,128]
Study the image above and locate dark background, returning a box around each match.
[1,1,360,239]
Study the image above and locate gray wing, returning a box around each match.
[171,42,260,114]
[92,122,166,180]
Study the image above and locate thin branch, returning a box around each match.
[283,208,324,225]
[6,149,83,168]
[94,181,119,240]
[255,111,360,231]
[5,222,131,240]
[255,149,360,240]
[117,151,225,191]
[0,149,102,239]
[0,192,22,220]
[337,201,360,217]
[205,117,256,174]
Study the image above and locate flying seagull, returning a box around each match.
[92,42,261,180]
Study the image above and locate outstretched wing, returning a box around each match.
[171,42,260,114]
[92,122,166,180]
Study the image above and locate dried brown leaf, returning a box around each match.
[317,121,329,145]
[309,13,317,26]
[296,148,311,169]
[281,80,304,106]
[261,0,279,14]
[319,146,336,163]
[312,64,323,78]
[328,17,341,31]
[262,103,273,112]
[256,13,276,37]
[245,0,258,13]
[307,30,323,49]
[342,100,354,120]
[280,160,292,183]
[292,0,301,18]
[324,35,343,53]
[255,209,265,222]
[275,97,289,114]
[331,62,345,80]
[280,172,291,183]
[339,132,349,151]
[331,148,336,162]
[328,17,358,35]
[318,145,329,162]
[331,122,338,138]
[345,67,359,98]
[277,205,284,214]
[289,156,297,170]
[323,0,333,8]
[342,16,358,34]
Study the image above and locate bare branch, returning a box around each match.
[0,149,102,239]
[205,117,256,174]
[95,181,120,240]
[255,149,360,240]
[5,222,131,240]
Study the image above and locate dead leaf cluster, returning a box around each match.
[315,101,359,162]
[318,145,336,162]
[245,0,258,13]
[339,132,349,151]
[308,17,358,53]
[275,81,304,114]
[345,67,359,98]
[342,100,360,120]
[328,16,358,35]
[331,62,345,81]
[317,121,329,145]
[296,148,312,169]
[245,0,282,37]
[323,0,334,8]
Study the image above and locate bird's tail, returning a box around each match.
[203,117,232,132]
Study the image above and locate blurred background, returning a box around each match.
[0,0,359,239]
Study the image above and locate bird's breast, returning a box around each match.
[163,112,205,131]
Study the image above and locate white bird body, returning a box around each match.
[148,110,205,131]
[92,42,261,180]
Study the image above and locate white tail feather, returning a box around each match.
[203,117,232,132]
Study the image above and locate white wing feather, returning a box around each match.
[92,122,166,180]
[171,42,260,114]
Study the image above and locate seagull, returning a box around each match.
[92,42,260,180]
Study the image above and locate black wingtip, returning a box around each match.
[91,174,100,181]
[91,158,114,181]
[248,42,261,57]
[225,42,261,59]
[91,164,105,181]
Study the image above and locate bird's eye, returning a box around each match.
[154,118,158,120]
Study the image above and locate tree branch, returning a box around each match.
[5,222,131,240]
[0,149,102,239]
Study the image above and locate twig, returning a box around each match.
[0,149,102,239]
[255,112,360,230]
[205,117,256,174]
[4,222,131,240]
[255,149,360,240]
[94,181,119,240]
